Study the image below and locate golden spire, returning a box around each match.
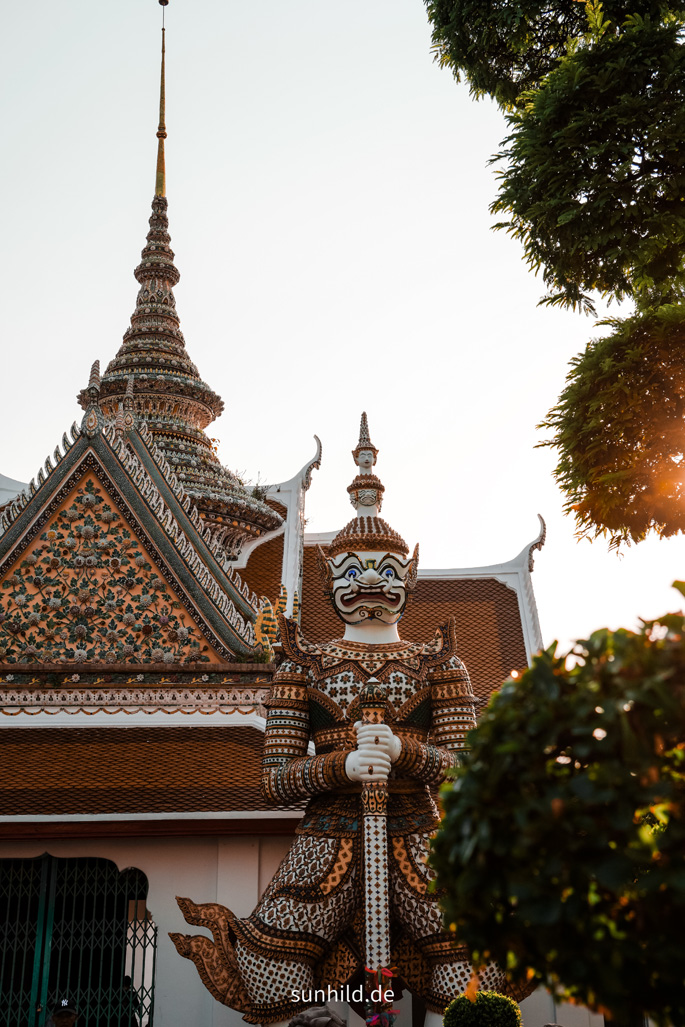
[155,4,168,197]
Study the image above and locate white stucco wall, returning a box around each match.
[521,986,605,1027]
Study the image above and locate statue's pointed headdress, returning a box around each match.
[319,414,419,609]
[351,411,378,466]
[326,414,415,563]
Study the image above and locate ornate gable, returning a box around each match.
[0,470,223,665]
[0,415,266,664]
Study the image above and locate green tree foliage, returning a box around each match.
[539,304,685,546]
[443,991,522,1027]
[425,0,664,107]
[425,2,685,540]
[490,17,685,312]
[430,595,685,1025]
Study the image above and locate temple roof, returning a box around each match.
[0,397,267,665]
[0,725,300,820]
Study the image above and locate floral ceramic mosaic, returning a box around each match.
[0,475,216,664]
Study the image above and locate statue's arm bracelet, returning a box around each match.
[392,738,457,786]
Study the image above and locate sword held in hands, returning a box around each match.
[358,677,397,1026]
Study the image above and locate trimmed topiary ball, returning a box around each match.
[443,991,522,1027]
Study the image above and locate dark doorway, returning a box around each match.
[0,854,156,1027]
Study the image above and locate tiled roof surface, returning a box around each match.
[265,500,288,520]
[0,726,299,817]
[404,578,529,702]
[301,546,528,704]
[241,533,285,607]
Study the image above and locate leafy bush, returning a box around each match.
[443,991,522,1027]
[430,592,685,1025]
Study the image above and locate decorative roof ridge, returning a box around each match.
[106,426,258,641]
[224,565,261,612]
[0,422,81,537]
[132,420,226,555]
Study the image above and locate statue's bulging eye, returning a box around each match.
[383,568,394,578]
[346,568,358,579]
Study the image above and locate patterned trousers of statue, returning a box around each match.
[175,820,512,1025]
[172,631,532,1023]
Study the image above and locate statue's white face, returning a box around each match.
[329,549,414,625]
[356,448,375,473]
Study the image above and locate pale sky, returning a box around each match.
[1,0,683,654]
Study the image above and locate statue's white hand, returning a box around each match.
[353,721,402,762]
[345,722,402,781]
[345,747,391,782]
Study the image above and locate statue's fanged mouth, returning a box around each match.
[340,590,401,608]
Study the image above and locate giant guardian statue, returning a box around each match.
[172,415,523,1025]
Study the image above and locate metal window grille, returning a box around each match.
[0,854,157,1027]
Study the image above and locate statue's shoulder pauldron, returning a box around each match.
[278,613,324,670]
[421,617,459,670]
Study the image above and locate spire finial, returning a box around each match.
[155,3,168,197]
[75,0,281,552]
